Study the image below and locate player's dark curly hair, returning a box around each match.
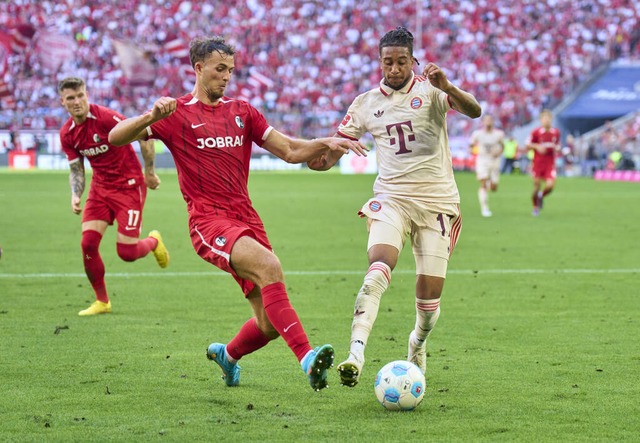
[58,77,85,93]
[189,36,236,68]
[379,27,414,56]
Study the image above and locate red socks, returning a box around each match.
[261,282,312,361]
[116,237,157,262]
[81,230,108,303]
[226,318,273,361]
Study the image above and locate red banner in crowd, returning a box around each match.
[113,40,156,86]
[35,30,76,71]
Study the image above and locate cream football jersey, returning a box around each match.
[471,128,505,160]
[338,72,459,203]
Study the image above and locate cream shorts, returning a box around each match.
[358,196,461,278]
[475,156,501,183]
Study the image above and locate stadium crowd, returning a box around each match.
[2,0,639,139]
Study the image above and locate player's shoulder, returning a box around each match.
[412,75,437,93]
[89,103,108,116]
[60,117,73,132]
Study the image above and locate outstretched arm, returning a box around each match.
[262,129,368,165]
[69,160,85,214]
[423,63,482,119]
[109,97,177,146]
[306,133,352,171]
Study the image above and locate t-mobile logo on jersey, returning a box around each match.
[386,121,415,155]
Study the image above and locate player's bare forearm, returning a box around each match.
[69,161,85,198]
[109,96,177,146]
[140,139,156,172]
[445,85,482,119]
[264,130,367,164]
[423,62,481,119]
[109,113,155,146]
[69,161,85,214]
[140,139,161,189]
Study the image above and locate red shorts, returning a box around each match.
[189,215,272,296]
[82,183,147,237]
[532,161,557,180]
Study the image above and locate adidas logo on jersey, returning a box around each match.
[374,110,384,118]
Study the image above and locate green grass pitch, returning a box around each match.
[0,169,638,441]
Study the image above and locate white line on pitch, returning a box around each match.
[0,269,638,279]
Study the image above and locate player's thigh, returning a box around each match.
[109,185,147,238]
[411,205,461,278]
[361,199,410,251]
[82,185,114,230]
[81,220,109,236]
[475,158,491,181]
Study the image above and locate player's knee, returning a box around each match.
[116,242,139,262]
[81,230,102,254]
[256,253,284,285]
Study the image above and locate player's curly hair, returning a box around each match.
[58,77,85,93]
[189,36,236,68]
[379,27,414,56]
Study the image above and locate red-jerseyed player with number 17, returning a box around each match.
[59,77,170,317]
[109,36,368,391]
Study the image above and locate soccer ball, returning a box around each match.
[374,360,425,411]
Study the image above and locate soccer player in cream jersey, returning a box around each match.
[308,27,481,386]
[470,115,505,217]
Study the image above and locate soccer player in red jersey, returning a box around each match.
[526,109,561,216]
[59,77,170,316]
[108,37,367,391]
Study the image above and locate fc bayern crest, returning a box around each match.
[410,97,423,109]
[369,201,382,212]
[93,133,101,143]
[235,116,244,129]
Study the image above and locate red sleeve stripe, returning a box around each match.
[336,130,358,141]
[367,262,391,284]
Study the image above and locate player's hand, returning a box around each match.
[145,172,161,190]
[71,195,82,214]
[423,62,451,91]
[150,97,177,121]
[307,154,329,171]
[326,138,368,156]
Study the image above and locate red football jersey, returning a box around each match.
[60,104,143,189]
[528,126,560,168]
[148,95,272,222]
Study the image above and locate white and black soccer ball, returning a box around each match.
[374,360,425,411]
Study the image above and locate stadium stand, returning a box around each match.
[1,0,639,146]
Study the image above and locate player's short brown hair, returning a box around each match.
[58,77,85,93]
[189,36,236,68]
[379,27,414,56]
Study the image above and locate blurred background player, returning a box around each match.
[108,36,367,391]
[58,77,169,316]
[526,109,561,216]
[470,115,504,217]
[307,27,481,386]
